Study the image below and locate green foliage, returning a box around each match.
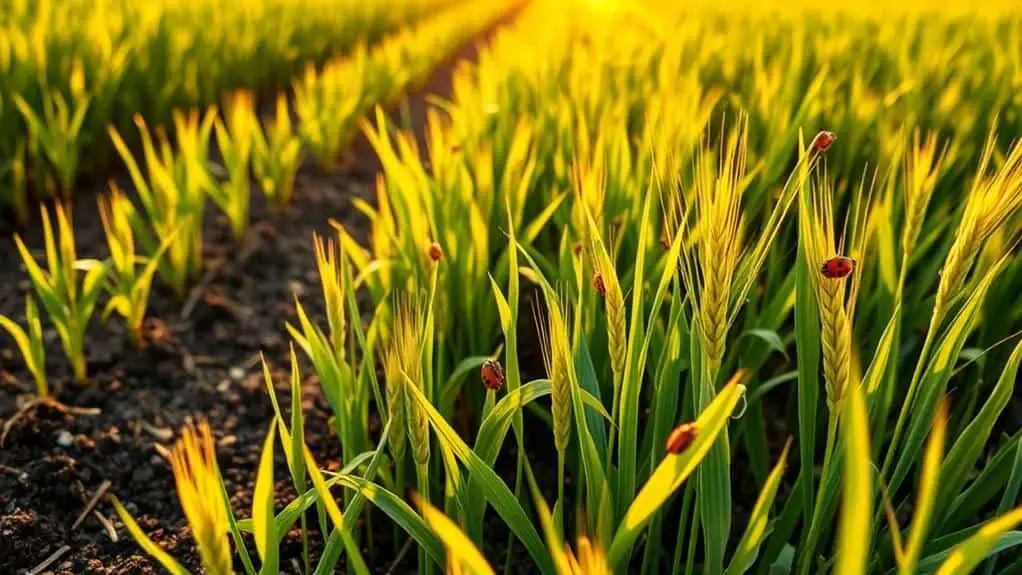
[98,186,175,346]
[209,91,256,243]
[41,0,1022,574]
[252,95,302,209]
[14,204,107,383]
[108,111,214,297]
[0,295,48,397]
[0,0,456,210]
[322,1,1022,573]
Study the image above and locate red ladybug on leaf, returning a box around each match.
[812,130,837,152]
[665,422,698,455]
[428,242,443,262]
[481,359,505,391]
[821,256,855,279]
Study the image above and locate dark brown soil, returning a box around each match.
[0,7,527,574]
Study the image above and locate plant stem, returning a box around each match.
[641,516,661,575]
[880,320,937,482]
[128,323,143,349]
[556,455,566,536]
[684,498,700,575]
[416,462,432,575]
[72,352,87,383]
[483,390,495,421]
[34,372,49,398]
[502,452,524,575]
[301,511,310,575]
[798,413,839,575]
[671,484,694,575]
[873,261,909,455]
[395,459,406,551]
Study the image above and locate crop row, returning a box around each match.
[1,0,520,391]
[0,0,464,218]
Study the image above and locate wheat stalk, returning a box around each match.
[901,130,945,262]
[882,135,1021,481]
[314,234,347,359]
[817,270,853,410]
[933,135,1022,323]
[800,172,870,410]
[598,255,627,395]
[406,372,430,469]
[796,169,872,575]
[535,294,573,456]
[677,117,749,383]
[699,230,736,377]
[576,159,627,397]
[392,297,430,467]
[384,348,407,463]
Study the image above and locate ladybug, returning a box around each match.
[821,256,856,279]
[593,272,607,296]
[428,242,443,262]
[481,359,505,391]
[812,130,837,152]
[665,422,698,455]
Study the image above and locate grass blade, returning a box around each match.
[402,372,556,575]
[835,380,872,575]
[898,399,948,574]
[253,425,278,575]
[109,496,191,575]
[416,493,497,575]
[725,438,793,575]
[607,375,746,569]
[935,514,1022,575]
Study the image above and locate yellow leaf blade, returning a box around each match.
[836,382,872,575]
[415,493,497,575]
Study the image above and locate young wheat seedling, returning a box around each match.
[110,418,234,575]
[168,420,233,575]
[252,94,302,209]
[14,204,108,383]
[211,92,256,243]
[0,296,48,397]
[99,185,174,347]
[314,234,348,360]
